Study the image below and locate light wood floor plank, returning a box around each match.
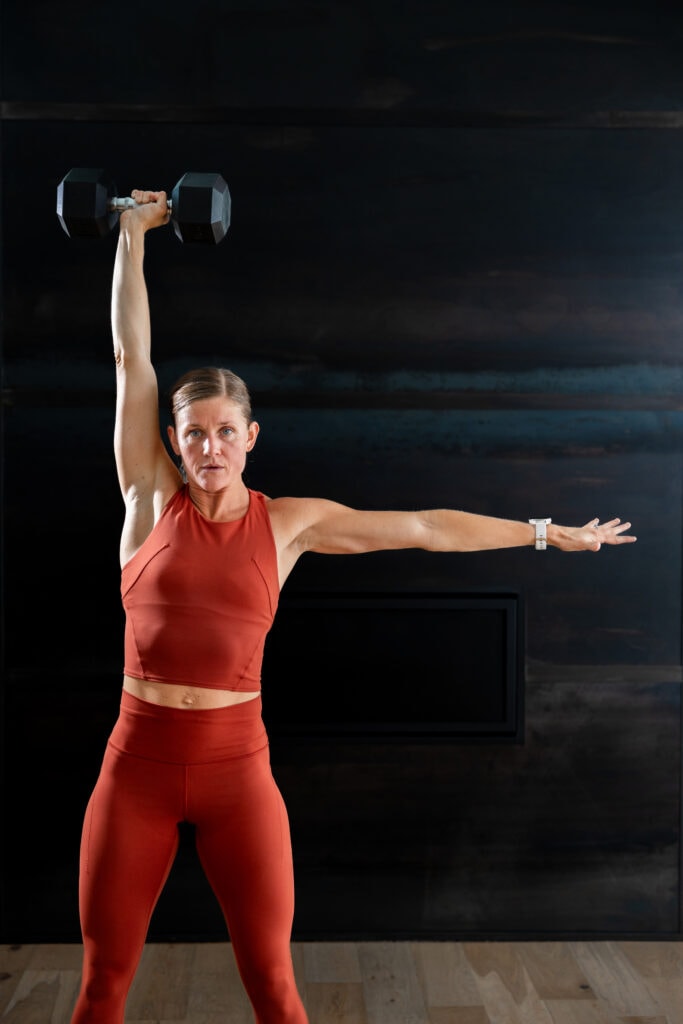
[617,941,683,1024]
[303,943,363,984]
[517,942,595,1001]
[411,941,481,1007]
[570,941,664,1019]
[463,942,554,1024]
[127,942,195,1021]
[304,981,367,1023]
[25,947,82,972]
[0,946,34,1017]
[357,941,429,1024]
[1,969,80,1024]
[2,941,683,1023]
[619,940,683,979]
[542,999,620,1023]
[623,978,683,1024]
[183,942,253,1023]
[428,1007,490,1024]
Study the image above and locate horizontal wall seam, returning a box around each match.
[4,103,683,129]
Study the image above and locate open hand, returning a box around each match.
[554,518,637,552]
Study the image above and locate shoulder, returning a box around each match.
[264,494,348,520]
[262,494,309,532]
[262,495,350,549]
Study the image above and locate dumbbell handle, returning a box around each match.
[109,196,174,214]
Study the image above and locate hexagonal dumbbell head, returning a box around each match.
[171,172,231,244]
[56,168,118,238]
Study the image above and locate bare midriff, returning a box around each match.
[123,674,260,709]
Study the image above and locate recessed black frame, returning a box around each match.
[261,590,525,742]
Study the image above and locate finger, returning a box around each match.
[602,522,637,544]
[590,518,624,531]
[604,521,632,537]
[130,189,166,205]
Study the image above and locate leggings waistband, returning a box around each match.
[109,688,269,764]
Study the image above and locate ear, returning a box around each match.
[246,420,260,452]
[167,424,180,455]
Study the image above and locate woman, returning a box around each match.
[70,191,636,1024]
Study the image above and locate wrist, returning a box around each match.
[528,518,552,550]
[118,208,150,237]
[117,216,148,258]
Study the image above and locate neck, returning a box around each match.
[187,481,250,522]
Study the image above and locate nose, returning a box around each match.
[202,435,222,455]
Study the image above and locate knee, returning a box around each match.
[244,965,307,1023]
[76,959,135,1020]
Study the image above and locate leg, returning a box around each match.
[71,742,182,1024]
[190,745,308,1024]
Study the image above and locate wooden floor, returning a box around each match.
[2,940,683,1022]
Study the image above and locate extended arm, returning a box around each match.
[112,191,180,564]
[268,497,636,581]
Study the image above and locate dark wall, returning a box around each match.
[1,1,681,941]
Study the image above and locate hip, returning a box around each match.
[109,687,269,764]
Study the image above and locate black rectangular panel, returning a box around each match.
[261,591,524,740]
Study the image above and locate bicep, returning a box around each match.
[303,503,428,555]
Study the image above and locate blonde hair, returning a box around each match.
[169,367,253,423]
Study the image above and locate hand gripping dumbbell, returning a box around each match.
[56,167,231,245]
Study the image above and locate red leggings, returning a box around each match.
[71,690,308,1024]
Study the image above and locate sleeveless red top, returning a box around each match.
[121,487,279,691]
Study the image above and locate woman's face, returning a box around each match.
[167,396,259,491]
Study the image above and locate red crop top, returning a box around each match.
[121,487,280,691]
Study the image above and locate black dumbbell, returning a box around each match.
[56,167,231,245]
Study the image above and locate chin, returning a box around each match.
[194,472,227,489]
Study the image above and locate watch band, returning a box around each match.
[529,518,552,550]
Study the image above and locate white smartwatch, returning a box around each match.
[529,518,552,551]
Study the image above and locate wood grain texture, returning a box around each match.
[2,942,682,1023]
[569,942,662,1018]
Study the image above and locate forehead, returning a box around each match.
[175,396,247,426]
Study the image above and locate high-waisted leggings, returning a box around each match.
[70,689,308,1024]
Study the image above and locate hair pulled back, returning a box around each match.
[169,367,253,424]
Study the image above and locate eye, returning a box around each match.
[188,428,203,439]
[220,427,235,438]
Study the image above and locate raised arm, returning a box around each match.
[112,191,181,565]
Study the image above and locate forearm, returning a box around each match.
[424,509,536,552]
[423,509,633,553]
[111,216,152,366]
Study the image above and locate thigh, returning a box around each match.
[190,746,295,956]
[79,742,183,951]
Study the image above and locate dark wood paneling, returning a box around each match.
[2,1,681,943]
[4,2,683,111]
[277,667,681,939]
[5,119,683,371]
